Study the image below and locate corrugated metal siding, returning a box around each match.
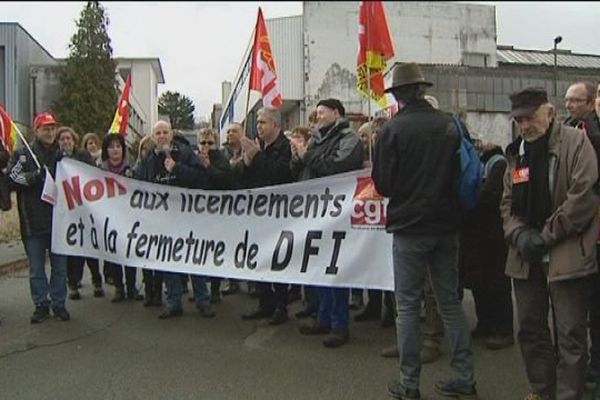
[498,49,600,69]
[267,15,303,100]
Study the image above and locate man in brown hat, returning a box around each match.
[372,62,476,399]
[501,87,598,400]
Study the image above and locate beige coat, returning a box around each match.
[500,121,599,282]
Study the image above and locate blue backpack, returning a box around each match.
[452,115,483,210]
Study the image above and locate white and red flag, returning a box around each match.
[248,8,283,108]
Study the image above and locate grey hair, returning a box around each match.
[258,107,281,127]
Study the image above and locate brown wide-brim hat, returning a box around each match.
[384,62,433,92]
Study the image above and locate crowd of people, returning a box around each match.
[1,61,600,400]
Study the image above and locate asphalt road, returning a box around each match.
[0,264,585,400]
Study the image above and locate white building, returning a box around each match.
[219,1,497,139]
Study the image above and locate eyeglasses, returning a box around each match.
[199,141,215,146]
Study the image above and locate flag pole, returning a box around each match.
[243,14,258,137]
[14,124,41,169]
[366,4,373,163]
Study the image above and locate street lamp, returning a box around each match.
[553,36,562,96]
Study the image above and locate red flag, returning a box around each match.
[109,74,131,135]
[248,8,283,108]
[357,1,395,107]
[0,103,18,152]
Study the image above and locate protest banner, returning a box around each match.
[52,159,394,290]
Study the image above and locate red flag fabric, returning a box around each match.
[0,103,18,152]
[357,1,395,107]
[109,74,132,135]
[248,8,283,108]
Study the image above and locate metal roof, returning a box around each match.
[497,47,600,69]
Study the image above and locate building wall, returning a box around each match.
[0,23,56,128]
[303,2,497,114]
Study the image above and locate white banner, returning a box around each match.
[52,159,394,290]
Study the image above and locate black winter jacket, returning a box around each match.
[291,118,364,181]
[372,99,461,234]
[7,140,60,238]
[206,149,237,190]
[134,139,209,189]
[239,132,292,188]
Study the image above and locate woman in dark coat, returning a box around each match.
[460,143,514,350]
[101,133,143,302]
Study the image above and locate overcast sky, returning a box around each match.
[2,2,599,120]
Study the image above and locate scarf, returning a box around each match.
[510,134,552,230]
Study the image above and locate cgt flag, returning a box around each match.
[356,0,395,108]
[109,74,132,135]
[0,103,18,152]
[249,7,283,109]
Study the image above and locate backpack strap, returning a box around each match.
[484,154,505,178]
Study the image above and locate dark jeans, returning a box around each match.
[392,232,474,390]
[67,256,102,289]
[143,268,163,299]
[472,283,514,336]
[106,261,137,291]
[257,282,288,314]
[514,263,591,399]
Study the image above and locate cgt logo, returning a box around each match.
[351,176,387,229]
[62,175,127,210]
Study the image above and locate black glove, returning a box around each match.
[26,168,44,185]
[515,228,548,264]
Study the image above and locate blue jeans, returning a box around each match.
[392,232,474,390]
[317,287,349,330]
[164,273,210,310]
[23,234,67,309]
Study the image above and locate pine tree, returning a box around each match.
[158,91,196,130]
[53,1,117,137]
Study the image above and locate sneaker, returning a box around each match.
[93,287,105,298]
[387,379,421,399]
[69,290,81,300]
[198,304,216,318]
[53,307,71,322]
[434,379,477,399]
[241,308,272,320]
[322,328,349,348]
[485,334,515,350]
[30,305,50,324]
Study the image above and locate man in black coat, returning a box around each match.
[135,120,214,319]
[239,107,293,325]
[372,63,476,399]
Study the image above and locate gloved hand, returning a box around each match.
[515,228,548,264]
[26,168,44,185]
